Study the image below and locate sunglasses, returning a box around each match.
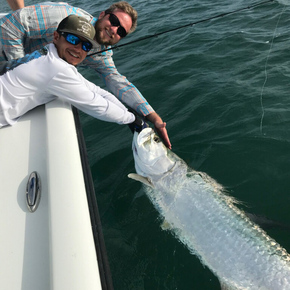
[60,32,93,52]
[105,12,128,38]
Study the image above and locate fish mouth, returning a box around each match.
[135,128,154,146]
[132,127,153,158]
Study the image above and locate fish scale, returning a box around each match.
[130,128,290,289]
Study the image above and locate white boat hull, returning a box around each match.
[0,100,103,289]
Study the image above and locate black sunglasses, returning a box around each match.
[60,32,93,52]
[105,12,128,38]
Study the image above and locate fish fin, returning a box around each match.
[128,173,154,188]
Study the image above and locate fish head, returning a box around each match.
[132,128,175,178]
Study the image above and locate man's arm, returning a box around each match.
[83,52,172,148]
[84,52,154,115]
[6,0,24,10]
[0,13,26,60]
[146,112,172,149]
[47,69,136,125]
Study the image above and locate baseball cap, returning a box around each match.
[57,15,98,48]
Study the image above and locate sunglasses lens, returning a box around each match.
[82,42,93,52]
[109,13,120,26]
[108,13,127,38]
[117,27,127,38]
[66,33,80,45]
[62,33,92,52]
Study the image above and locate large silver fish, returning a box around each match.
[129,128,290,290]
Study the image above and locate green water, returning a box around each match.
[5,0,290,288]
[83,1,290,288]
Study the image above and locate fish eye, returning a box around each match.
[153,136,160,142]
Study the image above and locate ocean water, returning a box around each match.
[4,0,290,289]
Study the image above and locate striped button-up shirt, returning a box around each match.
[0,2,153,116]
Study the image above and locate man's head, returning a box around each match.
[95,1,138,46]
[53,15,97,66]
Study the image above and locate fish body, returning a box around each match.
[129,128,290,289]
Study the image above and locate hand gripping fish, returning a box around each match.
[129,128,290,290]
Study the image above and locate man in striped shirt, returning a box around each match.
[1,0,171,148]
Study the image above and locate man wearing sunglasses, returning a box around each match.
[2,0,171,149]
[0,15,147,130]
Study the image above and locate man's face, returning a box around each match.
[95,9,132,46]
[53,31,88,66]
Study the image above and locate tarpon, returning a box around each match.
[129,128,290,290]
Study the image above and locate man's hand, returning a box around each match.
[7,0,24,10]
[128,113,148,133]
[146,112,172,149]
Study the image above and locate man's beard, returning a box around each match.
[94,22,112,46]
